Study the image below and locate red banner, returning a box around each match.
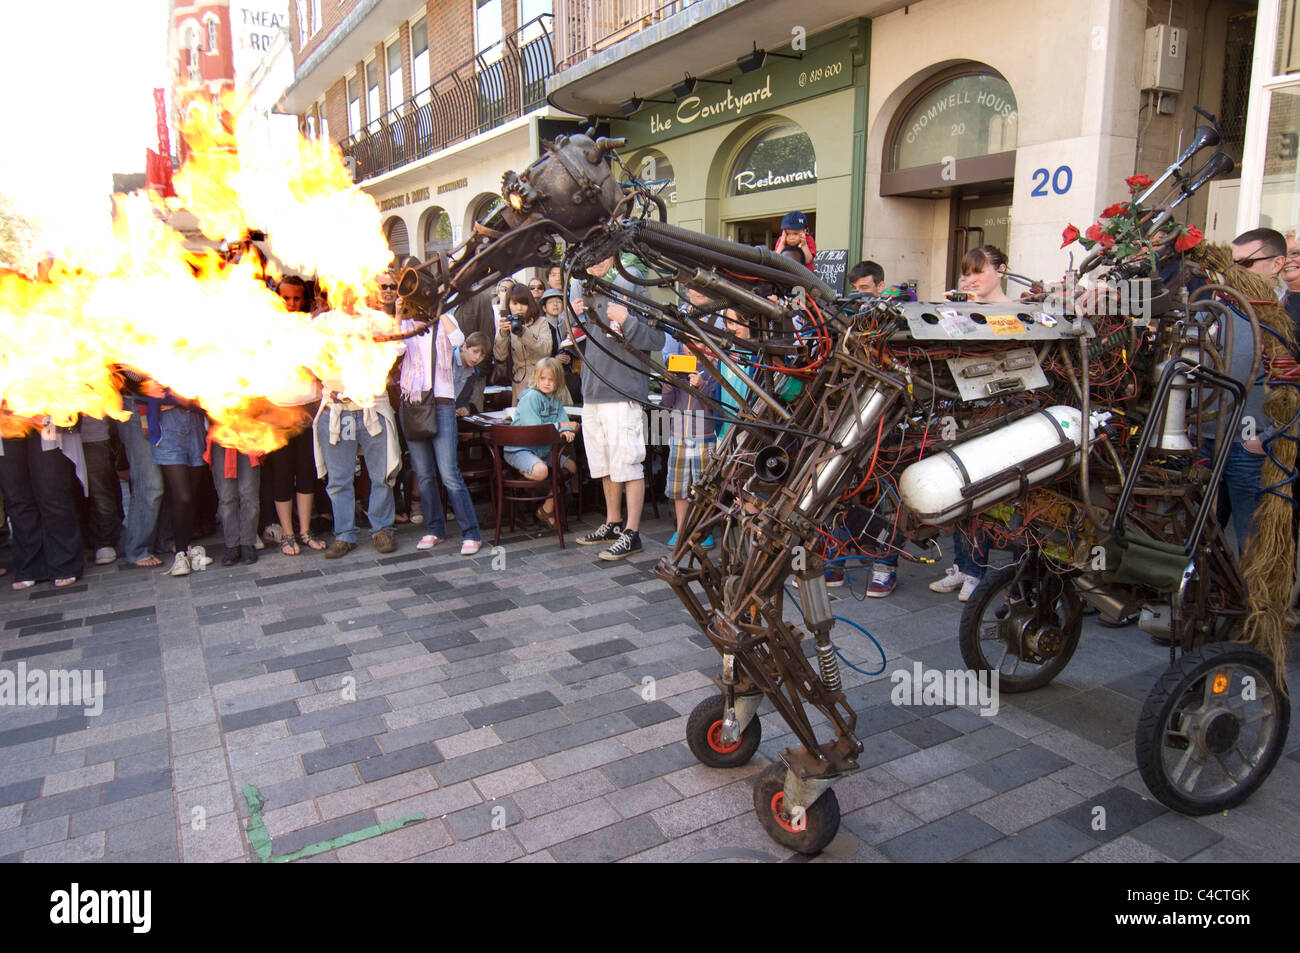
[145,149,175,198]
[149,89,175,197]
[154,88,171,156]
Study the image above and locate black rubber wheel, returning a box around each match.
[959,561,1083,693]
[1136,642,1290,816]
[686,694,763,768]
[751,763,840,855]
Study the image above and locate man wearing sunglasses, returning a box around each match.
[1231,227,1288,292]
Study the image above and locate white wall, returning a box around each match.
[864,0,1147,297]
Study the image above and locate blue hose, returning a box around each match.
[783,586,887,676]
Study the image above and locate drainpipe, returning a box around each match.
[847,18,871,266]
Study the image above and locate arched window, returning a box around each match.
[205,17,219,54]
[631,150,676,205]
[727,123,817,196]
[384,216,409,259]
[421,206,453,258]
[883,67,1018,196]
[469,192,505,228]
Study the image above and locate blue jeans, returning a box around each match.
[407,402,480,541]
[316,410,395,543]
[954,521,989,580]
[1210,439,1264,556]
[211,445,261,548]
[117,403,164,564]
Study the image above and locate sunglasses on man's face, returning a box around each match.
[1233,250,1280,268]
[529,283,544,290]
[378,283,397,291]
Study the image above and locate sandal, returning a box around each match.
[53,577,78,588]
[300,530,327,551]
[536,505,558,529]
[11,580,36,591]
[280,533,301,556]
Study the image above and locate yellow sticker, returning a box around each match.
[667,353,698,372]
[986,314,1024,335]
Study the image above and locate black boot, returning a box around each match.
[221,545,241,567]
[242,545,258,565]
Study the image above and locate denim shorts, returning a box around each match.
[505,448,570,476]
[151,408,207,467]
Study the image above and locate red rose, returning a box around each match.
[1125,173,1153,191]
[1101,203,1128,219]
[1174,224,1203,252]
[1061,224,1080,248]
[1085,223,1115,248]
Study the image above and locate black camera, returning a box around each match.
[509,315,524,335]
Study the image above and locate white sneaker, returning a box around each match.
[263,524,283,542]
[167,552,191,577]
[94,547,116,566]
[929,565,965,593]
[410,513,424,525]
[958,574,980,602]
[187,546,213,570]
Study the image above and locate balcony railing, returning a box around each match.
[341,15,555,183]
[552,0,700,71]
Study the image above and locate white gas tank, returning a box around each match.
[899,406,1103,523]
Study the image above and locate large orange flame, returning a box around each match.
[0,88,403,454]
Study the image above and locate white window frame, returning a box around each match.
[517,0,550,44]
[204,15,219,54]
[1237,0,1300,230]
[365,57,381,129]
[296,0,309,49]
[347,74,361,137]
[386,36,404,113]
[311,0,322,36]
[476,0,504,62]
[317,97,330,142]
[411,15,430,104]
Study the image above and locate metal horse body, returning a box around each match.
[397,120,1291,854]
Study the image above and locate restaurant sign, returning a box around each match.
[616,35,854,150]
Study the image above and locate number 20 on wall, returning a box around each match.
[1030,165,1073,196]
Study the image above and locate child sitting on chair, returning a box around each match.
[504,357,580,528]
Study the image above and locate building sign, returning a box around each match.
[892,73,1019,171]
[733,162,817,194]
[437,177,468,195]
[378,186,432,211]
[727,125,817,196]
[616,34,854,150]
[231,2,290,79]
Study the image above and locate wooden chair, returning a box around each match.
[482,425,570,548]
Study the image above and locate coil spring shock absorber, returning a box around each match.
[797,567,842,692]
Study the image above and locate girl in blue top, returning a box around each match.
[505,357,580,527]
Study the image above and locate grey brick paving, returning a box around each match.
[2,516,1297,863]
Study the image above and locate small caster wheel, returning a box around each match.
[751,763,840,855]
[686,695,762,768]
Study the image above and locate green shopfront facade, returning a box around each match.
[611,22,870,261]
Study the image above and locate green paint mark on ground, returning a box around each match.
[241,783,424,863]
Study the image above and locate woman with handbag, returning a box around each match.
[400,309,483,555]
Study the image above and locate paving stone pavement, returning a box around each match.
[2,512,1298,864]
